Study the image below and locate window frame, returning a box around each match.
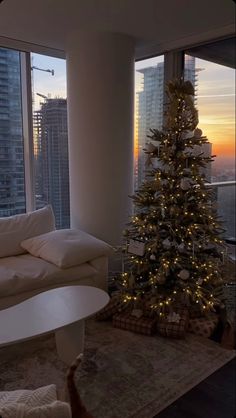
[1,38,234,220]
[20,51,35,212]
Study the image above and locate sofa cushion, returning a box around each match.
[21,229,113,269]
[0,254,97,298]
[0,206,55,258]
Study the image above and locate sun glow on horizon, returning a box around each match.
[194,58,235,162]
[134,55,235,179]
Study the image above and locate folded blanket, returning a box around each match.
[0,385,57,407]
[0,385,71,418]
[0,400,71,418]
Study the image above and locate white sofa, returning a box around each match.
[0,206,111,310]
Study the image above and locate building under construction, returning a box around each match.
[33,98,70,229]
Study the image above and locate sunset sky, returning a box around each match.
[194,58,235,160]
[135,55,235,171]
[32,53,235,168]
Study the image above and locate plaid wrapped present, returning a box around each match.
[188,313,219,338]
[95,296,126,321]
[157,308,189,339]
[112,312,157,335]
[189,305,204,319]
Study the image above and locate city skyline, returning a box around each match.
[1,47,235,237]
[33,52,235,166]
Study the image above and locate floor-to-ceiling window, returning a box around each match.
[134,56,165,191]
[185,38,235,241]
[0,47,70,229]
[0,47,25,217]
[134,54,196,190]
[31,53,69,229]
[1,39,234,244]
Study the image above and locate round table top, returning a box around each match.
[0,285,109,347]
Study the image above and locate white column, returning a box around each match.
[66,32,135,245]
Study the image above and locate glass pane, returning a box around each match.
[135,56,164,190]
[0,47,25,217]
[134,55,196,190]
[185,54,235,239]
[31,53,70,229]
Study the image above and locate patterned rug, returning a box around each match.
[0,320,235,418]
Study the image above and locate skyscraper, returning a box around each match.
[33,98,70,229]
[0,47,25,217]
[135,57,197,189]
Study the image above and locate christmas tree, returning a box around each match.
[119,79,224,316]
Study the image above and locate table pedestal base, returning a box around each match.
[55,320,85,365]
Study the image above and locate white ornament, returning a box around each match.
[197,278,203,285]
[180,178,191,191]
[131,309,143,319]
[162,238,171,249]
[150,254,156,260]
[178,269,190,280]
[194,128,202,138]
[177,242,185,253]
[183,168,191,175]
[128,239,145,256]
[167,312,181,323]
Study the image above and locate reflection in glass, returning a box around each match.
[0,47,25,217]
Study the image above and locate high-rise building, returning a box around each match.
[33,98,70,229]
[135,57,197,189]
[0,47,25,217]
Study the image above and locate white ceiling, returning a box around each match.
[0,0,234,57]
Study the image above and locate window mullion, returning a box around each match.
[20,51,35,212]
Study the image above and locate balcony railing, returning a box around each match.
[209,181,236,241]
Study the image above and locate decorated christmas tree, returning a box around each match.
[119,79,225,317]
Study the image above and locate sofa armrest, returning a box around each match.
[89,255,108,292]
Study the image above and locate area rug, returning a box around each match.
[0,320,235,418]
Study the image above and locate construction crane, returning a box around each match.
[31,65,55,110]
[36,92,48,100]
[31,66,54,76]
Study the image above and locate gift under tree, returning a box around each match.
[118,79,225,318]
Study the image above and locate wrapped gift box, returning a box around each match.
[95,296,126,321]
[188,313,219,338]
[157,308,189,339]
[189,305,204,319]
[113,312,157,335]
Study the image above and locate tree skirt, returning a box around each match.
[0,320,235,418]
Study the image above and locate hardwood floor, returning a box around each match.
[155,358,236,418]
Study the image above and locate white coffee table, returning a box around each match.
[0,285,109,365]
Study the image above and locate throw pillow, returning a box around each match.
[21,229,113,269]
[0,205,55,258]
